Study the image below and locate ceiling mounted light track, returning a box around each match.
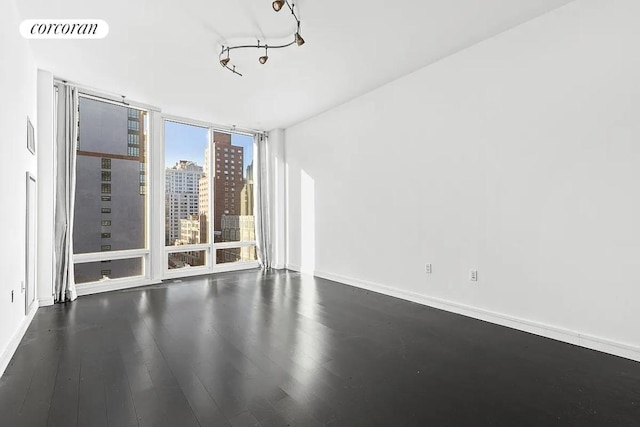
[219,0,305,76]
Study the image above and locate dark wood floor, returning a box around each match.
[1,270,639,426]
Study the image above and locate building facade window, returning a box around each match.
[73,96,148,284]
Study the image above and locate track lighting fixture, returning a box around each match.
[220,48,230,66]
[218,0,306,76]
[259,46,269,64]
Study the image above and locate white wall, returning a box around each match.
[285,0,640,361]
[37,69,55,306]
[0,0,39,373]
[269,129,287,269]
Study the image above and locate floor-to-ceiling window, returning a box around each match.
[69,88,259,291]
[73,96,149,284]
[164,120,209,271]
[210,130,257,265]
[163,118,257,277]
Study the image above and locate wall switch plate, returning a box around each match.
[469,269,478,282]
[425,264,432,274]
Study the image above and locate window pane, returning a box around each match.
[215,246,257,264]
[164,121,209,246]
[213,133,255,254]
[74,97,148,260]
[75,258,143,284]
[168,251,206,269]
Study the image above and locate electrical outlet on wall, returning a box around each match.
[11,290,14,302]
[469,269,478,282]
[425,263,432,274]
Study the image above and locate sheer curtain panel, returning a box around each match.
[255,133,273,269]
[53,83,78,302]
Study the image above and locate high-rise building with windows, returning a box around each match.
[212,132,251,263]
[73,98,147,283]
[240,163,253,216]
[165,160,203,245]
[198,146,210,243]
[212,132,244,241]
[178,217,201,245]
[239,163,256,261]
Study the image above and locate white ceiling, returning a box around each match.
[16,0,574,130]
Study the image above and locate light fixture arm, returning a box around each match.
[285,1,300,25]
[218,1,304,76]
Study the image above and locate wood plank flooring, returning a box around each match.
[1,269,639,426]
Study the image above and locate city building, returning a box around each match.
[179,217,201,245]
[240,163,254,216]
[212,132,244,241]
[198,146,210,243]
[165,160,203,245]
[73,97,146,283]
[220,214,256,262]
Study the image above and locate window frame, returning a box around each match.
[62,85,260,293]
[71,92,152,291]
[161,115,259,279]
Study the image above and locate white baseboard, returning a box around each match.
[161,262,261,282]
[38,295,54,306]
[0,301,39,378]
[286,263,301,272]
[77,263,261,296]
[76,278,162,296]
[213,261,260,274]
[287,266,640,363]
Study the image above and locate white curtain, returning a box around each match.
[254,133,273,269]
[53,84,78,302]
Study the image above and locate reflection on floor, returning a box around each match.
[1,269,639,426]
